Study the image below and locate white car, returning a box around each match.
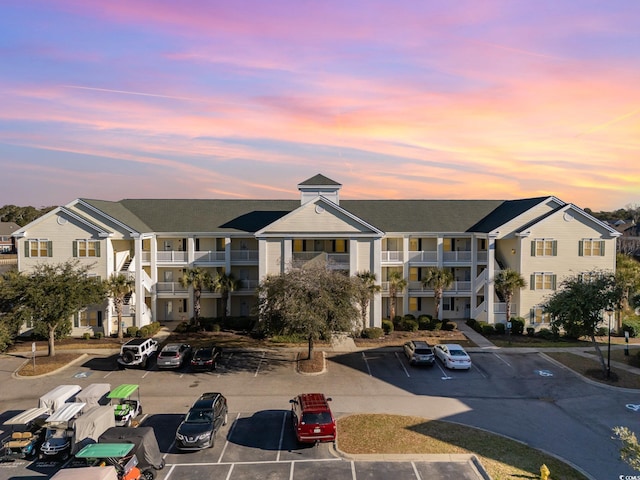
[434,344,472,370]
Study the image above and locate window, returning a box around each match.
[76,309,102,328]
[25,239,52,257]
[409,297,420,311]
[442,297,455,311]
[409,267,419,282]
[531,239,557,257]
[531,307,550,325]
[409,238,420,251]
[530,273,557,290]
[579,239,605,256]
[443,238,452,252]
[73,240,100,257]
[334,239,346,253]
[293,239,304,252]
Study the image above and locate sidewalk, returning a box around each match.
[456,321,499,350]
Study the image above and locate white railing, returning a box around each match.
[155,282,188,294]
[407,251,437,263]
[230,250,259,262]
[409,280,471,292]
[475,269,487,285]
[477,251,488,263]
[381,251,403,262]
[141,269,153,293]
[194,251,226,263]
[239,279,259,290]
[292,252,349,265]
[443,251,472,262]
[157,251,188,263]
[141,251,151,263]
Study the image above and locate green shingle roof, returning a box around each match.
[82,197,550,235]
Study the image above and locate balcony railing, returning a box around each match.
[381,251,403,262]
[238,279,259,290]
[194,251,226,263]
[408,281,472,292]
[443,251,472,263]
[157,251,188,263]
[155,282,188,294]
[292,252,349,267]
[407,251,437,263]
[230,250,259,262]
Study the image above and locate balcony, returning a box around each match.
[230,250,259,263]
[156,251,188,263]
[407,251,437,264]
[155,282,188,294]
[408,281,472,292]
[292,252,349,269]
[238,279,259,291]
[194,250,226,263]
[381,251,403,263]
[443,251,472,263]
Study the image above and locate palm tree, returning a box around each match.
[105,273,135,341]
[494,268,527,324]
[355,271,382,333]
[422,267,454,321]
[387,270,407,321]
[214,271,239,322]
[179,267,213,327]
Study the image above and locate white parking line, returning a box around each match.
[435,360,452,380]
[277,411,287,462]
[493,353,512,368]
[351,459,356,479]
[142,370,151,379]
[395,352,410,377]
[254,351,266,377]
[411,460,423,479]
[224,463,235,480]
[218,412,240,463]
[361,352,372,376]
[289,460,295,480]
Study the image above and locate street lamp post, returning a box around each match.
[607,310,613,379]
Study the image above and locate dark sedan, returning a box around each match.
[190,346,222,372]
[175,393,228,450]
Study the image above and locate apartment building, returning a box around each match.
[12,174,619,337]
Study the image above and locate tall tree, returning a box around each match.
[179,267,213,327]
[0,261,106,356]
[387,270,407,321]
[422,267,454,321]
[214,271,239,322]
[544,271,622,377]
[494,268,527,324]
[257,263,359,358]
[355,271,381,333]
[105,273,135,340]
[615,253,640,319]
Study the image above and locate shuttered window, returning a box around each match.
[578,239,605,256]
[531,239,557,257]
[530,273,557,291]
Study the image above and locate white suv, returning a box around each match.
[117,338,158,369]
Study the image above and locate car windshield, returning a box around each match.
[186,409,213,423]
[301,412,332,425]
[449,349,467,357]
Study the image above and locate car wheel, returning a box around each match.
[142,469,156,480]
[138,405,143,415]
[122,351,135,364]
[141,356,148,369]
[223,412,228,426]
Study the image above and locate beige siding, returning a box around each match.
[495,198,563,239]
[356,240,373,272]
[264,239,283,276]
[265,203,370,234]
[20,212,107,275]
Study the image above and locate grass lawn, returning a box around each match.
[338,414,588,480]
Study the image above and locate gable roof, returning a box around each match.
[0,221,20,235]
[12,206,112,238]
[298,174,341,187]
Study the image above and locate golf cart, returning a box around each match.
[1,407,48,460]
[76,383,111,407]
[98,427,165,472]
[73,443,155,480]
[40,402,87,460]
[107,385,142,427]
[39,385,82,414]
[51,465,119,480]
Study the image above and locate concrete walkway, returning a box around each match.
[456,321,500,350]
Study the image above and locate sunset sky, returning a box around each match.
[1,1,638,212]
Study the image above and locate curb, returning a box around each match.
[12,353,89,380]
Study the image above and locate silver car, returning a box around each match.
[157,343,192,369]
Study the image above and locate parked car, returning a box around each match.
[403,340,435,366]
[117,338,158,369]
[434,344,472,370]
[175,393,228,450]
[157,343,192,369]
[190,346,222,372]
[289,393,336,444]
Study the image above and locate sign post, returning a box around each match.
[32,342,36,372]
[625,330,630,356]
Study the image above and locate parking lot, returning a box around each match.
[1,345,631,479]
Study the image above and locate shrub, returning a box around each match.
[174,321,190,334]
[622,315,640,338]
[403,314,416,320]
[398,318,419,332]
[536,328,557,341]
[138,325,152,338]
[596,326,608,336]
[418,317,431,330]
[361,327,384,339]
[466,318,478,330]
[481,324,495,335]
[222,316,256,331]
[127,326,139,338]
[431,320,442,331]
[82,332,91,340]
[510,317,525,335]
[443,321,456,331]
[382,319,394,334]
[495,323,506,335]
[94,332,104,339]
[526,327,535,336]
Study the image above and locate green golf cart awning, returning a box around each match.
[75,442,135,458]
[107,384,139,400]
